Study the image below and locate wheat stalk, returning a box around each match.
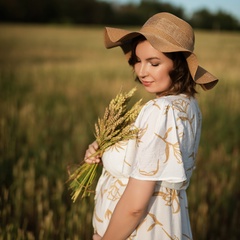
[68,87,142,202]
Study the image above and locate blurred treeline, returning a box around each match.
[0,0,239,30]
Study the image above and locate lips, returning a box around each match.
[141,81,153,87]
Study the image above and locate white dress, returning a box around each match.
[93,95,202,240]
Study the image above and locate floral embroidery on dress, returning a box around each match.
[155,128,182,164]
[153,188,181,213]
[107,179,126,201]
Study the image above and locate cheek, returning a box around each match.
[162,63,174,77]
[155,67,171,79]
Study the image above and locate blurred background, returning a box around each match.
[0,0,240,29]
[0,0,239,239]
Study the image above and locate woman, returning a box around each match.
[85,12,218,240]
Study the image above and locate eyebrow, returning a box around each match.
[146,57,161,61]
[136,55,161,61]
[136,56,161,61]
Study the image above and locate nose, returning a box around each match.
[136,63,148,79]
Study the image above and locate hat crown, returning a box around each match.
[141,13,195,52]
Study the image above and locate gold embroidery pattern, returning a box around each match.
[127,212,163,239]
[162,227,179,240]
[136,124,148,146]
[123,125,148,167]
[153,188,181,213]
[164,104,171,115]
[124,157,131,167]
[94,209,103,223]
[152,99,161,110]
[138,159,160,176]
[107,179,126,201]
[108,140,128,152]
[172,99,195,136]
[155,128,182,164]
[147,212,163,231]
[104,209,112,220]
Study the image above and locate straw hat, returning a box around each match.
[104,12,218,90]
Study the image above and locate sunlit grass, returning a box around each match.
[0,24,239,239]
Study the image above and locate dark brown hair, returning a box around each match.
[128,35,197,97]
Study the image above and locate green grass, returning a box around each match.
[0,24,239,239]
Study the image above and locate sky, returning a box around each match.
[99,0,240,21]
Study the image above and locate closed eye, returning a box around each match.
[151,62,160,67]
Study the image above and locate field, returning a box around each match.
[0,24,239,239]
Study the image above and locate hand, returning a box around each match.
[92,233,102,240]
[84,141,101,164]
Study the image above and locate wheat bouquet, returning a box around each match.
[68,88,142,202]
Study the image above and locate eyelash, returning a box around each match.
[151,63,159,67]
[135,59,160,67]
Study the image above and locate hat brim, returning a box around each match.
[104,27,218,90]
[105,27,188,53]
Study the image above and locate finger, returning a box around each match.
[84,157,100,164]
[88,141,99,153]
[85,156,101,164]
[87,142,100,156]
[91,141,99,150]
[85,149,100,160]
[84,150,101,164]
[84,141,101,164]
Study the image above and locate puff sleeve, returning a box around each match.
[129,98,187,183]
